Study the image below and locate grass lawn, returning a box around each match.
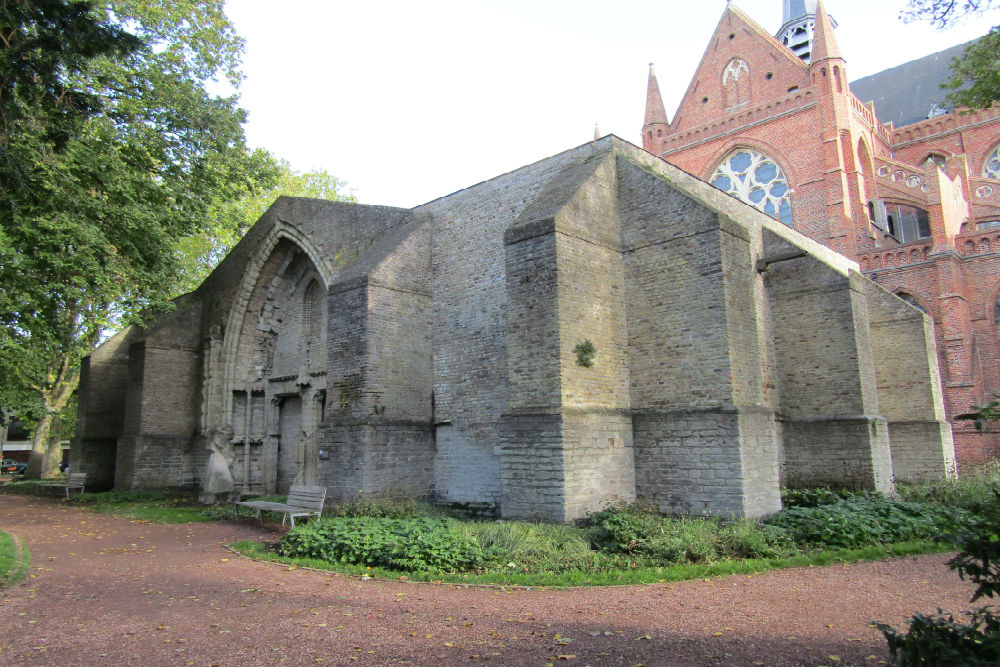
[0,530,29,587]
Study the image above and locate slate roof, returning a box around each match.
[849,40,973,129]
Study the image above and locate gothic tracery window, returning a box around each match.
[710,149,793,225]
[723,59,750,108]
[984,143,1000,179]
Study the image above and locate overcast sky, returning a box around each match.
[222,0,997,208]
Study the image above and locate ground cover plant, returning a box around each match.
[255,481,986,586]
[5,464,999,588]
[875,482,1000,666]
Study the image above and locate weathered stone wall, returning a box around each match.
[320,217,435,500]
[618,163,735,409]
[73,326,137,488]
[617,156,782,518]
[500,217,564,519]
[323,276,370,501]
[420,141,613,509]
[111,300,203,489]
[764,245,894,493]
[862,280,957,481]
[73,135,957,520]
[634,408,748,516]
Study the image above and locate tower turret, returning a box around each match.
[809,0,856,255]
[642,63,669,153]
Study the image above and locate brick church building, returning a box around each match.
[643,0,1000,467]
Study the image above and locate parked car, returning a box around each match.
[1,458,26,474]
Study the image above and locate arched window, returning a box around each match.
[710,149,793,225]
[984,142,1000,179]
[722,59,750,108]
[924,152,948,168]
[896,292,927,314]
[994,290,1000,326]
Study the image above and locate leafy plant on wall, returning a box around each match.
[573,340,597,368]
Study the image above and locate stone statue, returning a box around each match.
[200,424,235,503]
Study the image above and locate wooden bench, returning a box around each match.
[236,485,326,527]
[39,472,87,499]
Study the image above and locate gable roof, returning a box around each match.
[670,3,807,131]
[849,40,973,129]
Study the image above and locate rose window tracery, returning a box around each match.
[984,143,1000,179]
[710,149,793,225]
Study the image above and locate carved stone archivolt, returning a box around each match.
[206,230,330,493]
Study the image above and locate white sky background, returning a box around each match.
[223,0,999,208]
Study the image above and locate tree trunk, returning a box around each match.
[25,368,78,479]
[26,412,55,478]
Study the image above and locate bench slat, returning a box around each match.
[236,485,326,527]
[39,473,87,498]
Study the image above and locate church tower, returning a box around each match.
[777,0,837,63]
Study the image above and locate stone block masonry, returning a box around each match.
[75,136,956,520]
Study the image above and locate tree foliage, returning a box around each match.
[902,0,1000,111]
[0,0,140,152]
[943,26,1000,111]
[0,0,289,476]
[172,160,354,295]
[902,0,996,27]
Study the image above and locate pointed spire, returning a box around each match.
[594,124,601,141]
[810,0,842,62]
[643,63,669,127]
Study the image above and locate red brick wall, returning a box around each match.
[648,5,1000,468]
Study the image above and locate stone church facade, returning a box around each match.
[74,137,956,521]
[643,0,1000,465]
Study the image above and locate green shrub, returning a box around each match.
[781,486,857,508]
[767,494,968,549]
[876,492,1000,665]
[587,502,662,554]
[467,521,599,572]
[325,497,432,519]
[277,517,486,572]
[949,491,1000,602]
[876,609,1000,666]
[898,462,1000,512]
[586,503,790,564]
[718,519,793,559]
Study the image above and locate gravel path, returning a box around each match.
[0,493,978,667]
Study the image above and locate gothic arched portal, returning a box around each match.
[224,239,328,494]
